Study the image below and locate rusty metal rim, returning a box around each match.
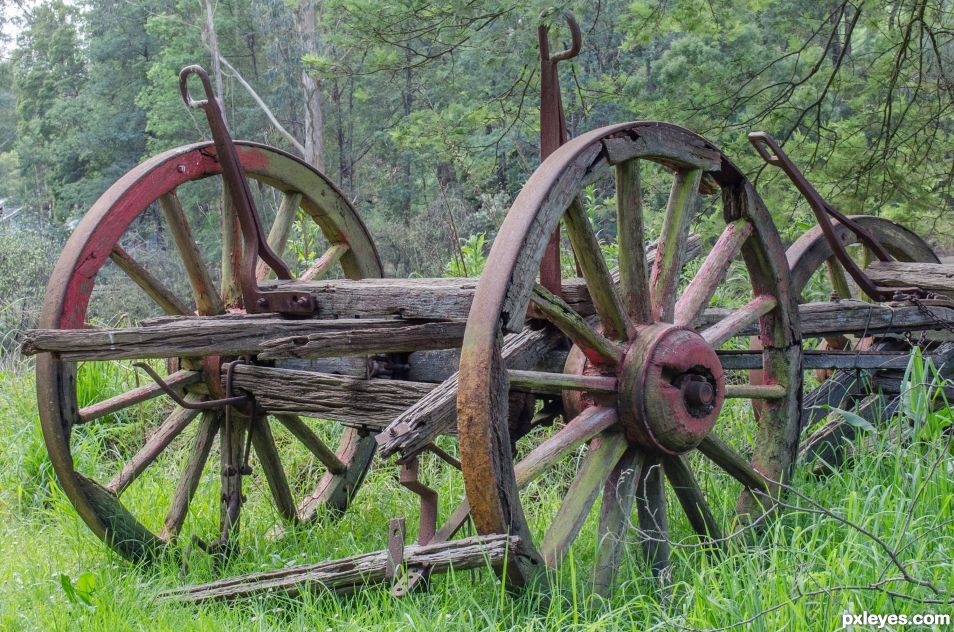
[36,142,383,560]
[457,121,799,588]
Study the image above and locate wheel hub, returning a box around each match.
[617,323,724,454]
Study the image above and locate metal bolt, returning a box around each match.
[681,375,714,407]
[256,298,268,307]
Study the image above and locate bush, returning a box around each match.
[0,224,61,354]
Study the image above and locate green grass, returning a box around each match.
[0,355,951,631]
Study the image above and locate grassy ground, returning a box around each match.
[0,354,951,632]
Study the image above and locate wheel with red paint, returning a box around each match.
[785,216,938,471]
[33,141,384,561]
[457,122,802,593]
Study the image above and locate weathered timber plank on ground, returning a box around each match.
[228,364,436,428]
[159,534,520,603]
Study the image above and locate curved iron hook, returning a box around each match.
[133,362,249,410]
[179,65,215,110]
[546,12,582,62]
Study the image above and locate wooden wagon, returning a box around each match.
[22,15,954,602]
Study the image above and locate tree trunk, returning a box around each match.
[294,0,325,171]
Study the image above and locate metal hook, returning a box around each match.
[133,362,249,409]
[179,65,215,110]
[540,11,582,63]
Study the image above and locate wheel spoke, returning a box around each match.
[250,414,298,522]
[507,369,616,396]
[724,383,787,400]
[696,433,770,493]
[298,427,377,520]
[529,286,623,365]
[594,447,644,595]
[616,159,652,324]
[78,369,201,424]
[109,245,191,316]
[220,194,242,307]
[513,406,618,486]
[160,410,220,541]
[106,394,205,495]
[674,220,753,326]
[662,455,722,544]
[650,167,703,322]
[300,243,350,282]
[273,414,346,474]
[540,433,629,566]
[635,455,670,577]
[159,192,225,315]
[256,192,303,281]
[826,256,853,300]
[220,413,247,546]
[563,198,631,339]
[700,294,777,348]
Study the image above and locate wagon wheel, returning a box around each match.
[785,216,939,469]
[35,141,383,561]
[457,122,802,593]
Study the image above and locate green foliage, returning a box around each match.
[445,232,487,277]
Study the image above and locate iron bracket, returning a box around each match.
[179,65,316,316]
[748,132,923,301]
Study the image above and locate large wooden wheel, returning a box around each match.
[785,216,939,468]
[34,141,383,560]
[457,122,802,593]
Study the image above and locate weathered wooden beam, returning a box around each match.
[259,236,701,322]
[699,300,954,340]
[376,325,564,458]
[866,261,954,299]
[260,277,479,320]
[159,534,520,603]
[228,365,435,429]
[258,321,466,360]
[718,349,917,371]
[21,316,462,361]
